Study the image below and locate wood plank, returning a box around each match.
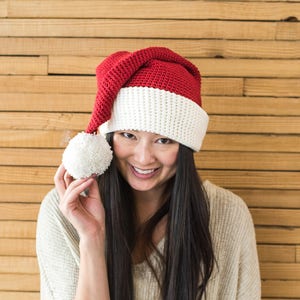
[251,208,300,226]
[0,112,89,131]
[0,221,36,238]
[0,19,277,40]
[245,78,300,97]
[0,0,7,17]
[203,96,300,116]
[1,38,300,59]
[256,227,300,244]
[1,184,53,203]
[202,133,300,153]
[0,256,39,274]
[276,22,300,40]
[194,58,300,78]
[208,115,300,134]
[49,56,300,78]
[0,56,47,75]
[231,189,300,209]
[0,238,36,256]
[257,245,296,263]
[48,55,104,74]
[0,274,39,291]
[261,263,300,280]
[245,0,300,1]
[0,148,62,166]
[200,170,300,190]
[0,75,96,94]
[0,166,56,185]
[0,129,77,148]
[2,113,299,134]
[0,75,243,96]
[0,203,40,221]
[195,151,300,171]
[0,292,39,300]
[0,93,94,112]
[297,246,300,263]
[7,1,300,20]
[262,280,300,298]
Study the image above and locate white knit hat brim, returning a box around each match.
[99,87,209,151]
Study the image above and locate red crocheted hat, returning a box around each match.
[62,47,209,178]
[86,47,208,151]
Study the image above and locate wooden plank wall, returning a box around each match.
[0,0,299,299]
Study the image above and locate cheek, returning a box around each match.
[113,136,127,160]
[160,149,178,168]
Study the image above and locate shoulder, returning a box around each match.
[203,181,261,298]
[36,188,79,251]
[203,180,252,223]
[36,188,80,299]
[203,180,255,243]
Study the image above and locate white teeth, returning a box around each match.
[133,167,155,174]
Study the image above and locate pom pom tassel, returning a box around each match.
[62,132,113,179]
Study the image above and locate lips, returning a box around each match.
[133,166,156,175]
[130,165,159,178]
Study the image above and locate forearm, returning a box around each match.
[75,237,110,300]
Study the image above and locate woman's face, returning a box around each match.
[113,130,179,195]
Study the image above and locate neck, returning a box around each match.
[132,185,168,225]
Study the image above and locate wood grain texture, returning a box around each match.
[0,238,36,256]
[6,1,300,20]
[0,56,47,75]
[245,78,300,97]
[0,274,39,291]
[1,38,300,58]
[258,245,296,263]
[0,221,36,238]
[0,291,39,300]
[0,19,277,39]
[262,280,300,298]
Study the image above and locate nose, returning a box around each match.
[133,140,155,165]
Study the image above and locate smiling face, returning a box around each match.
[113,130,179,199]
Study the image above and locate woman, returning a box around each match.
[36,47,261,299]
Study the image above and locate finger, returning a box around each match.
[87,178,101,199]
[64,177,94,201]
[64,171,74,188]
[54,164,68,199]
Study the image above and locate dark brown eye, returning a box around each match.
[157,138,172,144]
[121,132,135,139]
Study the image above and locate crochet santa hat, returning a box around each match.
[62,47,209,179]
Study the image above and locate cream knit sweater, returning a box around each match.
[36,180,261,299]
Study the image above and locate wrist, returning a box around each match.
[79,231,106,255]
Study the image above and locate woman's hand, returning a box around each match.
[55,164,110,299]
[54,164,106,247]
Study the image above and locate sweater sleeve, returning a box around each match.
[204,180,261,299]
[236,200,261,299]
[36,188,80,300]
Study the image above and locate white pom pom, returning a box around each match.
[62,132,113,179]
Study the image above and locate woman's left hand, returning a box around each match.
[54,164,106,247]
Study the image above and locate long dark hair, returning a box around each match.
[98,133,214,299]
